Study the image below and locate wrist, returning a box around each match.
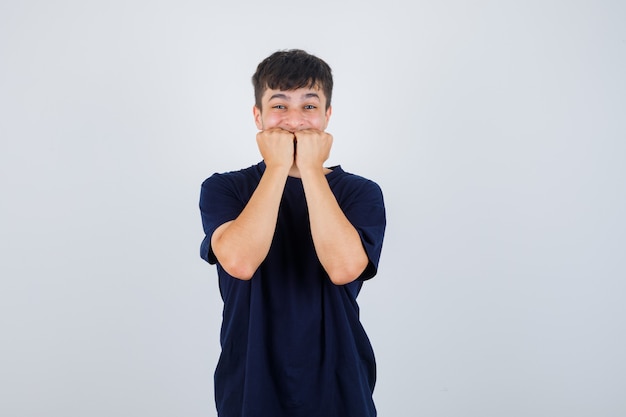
[264,161,292,178]
[297,164,326,179]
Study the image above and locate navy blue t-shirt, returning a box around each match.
[199,161,386,417]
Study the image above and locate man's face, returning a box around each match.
[253,86,332,132]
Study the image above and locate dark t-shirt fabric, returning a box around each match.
[199,161,386,417]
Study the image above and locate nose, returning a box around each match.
[281,109,305,131]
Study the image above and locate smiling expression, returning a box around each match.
[254,86,332,132]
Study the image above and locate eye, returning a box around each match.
[273,104,286,110]
[304,104,317,110]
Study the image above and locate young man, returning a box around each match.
[199,49,386,417]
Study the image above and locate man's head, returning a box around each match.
[252,49,333,111]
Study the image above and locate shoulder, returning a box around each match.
[328,166,384,198]
[200,162,265,206]
[201,162,265,189]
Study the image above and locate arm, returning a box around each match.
[296,130,369,285]
[211,129,294,280]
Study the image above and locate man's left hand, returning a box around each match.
[294,129,333,172]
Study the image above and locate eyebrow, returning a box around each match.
[268,92,321,101]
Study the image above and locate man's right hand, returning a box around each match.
[256,128,295,171]
[213,129,294,280]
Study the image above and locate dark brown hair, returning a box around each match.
[252,49,333,110]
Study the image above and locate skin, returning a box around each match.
[210,86,369,285]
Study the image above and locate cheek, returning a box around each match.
[262,113,282,129]
[310,113,328,130]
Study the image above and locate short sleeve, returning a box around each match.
[199,173,246,264]
[335,178,386,281]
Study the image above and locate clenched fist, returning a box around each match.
[294,129,333,172]
[256,128,295,171]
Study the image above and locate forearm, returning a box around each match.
[300,167,369,285]
[212,166,289,279]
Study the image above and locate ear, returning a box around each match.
[325,105,332,126]
[253,105,263,130]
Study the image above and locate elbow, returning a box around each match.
[213,242,259,280]
[222,262,256,280]
[328,274,357,286]
[218,256,258,281]
[327,261,369,286]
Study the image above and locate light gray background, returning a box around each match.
[1,1,625,416]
